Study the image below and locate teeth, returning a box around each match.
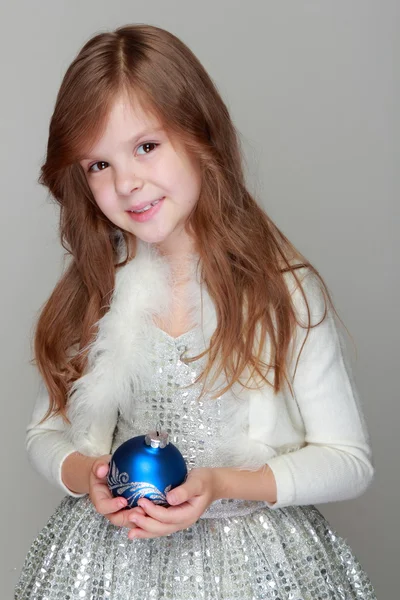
[134,204,152,214]
[130,199,161,214]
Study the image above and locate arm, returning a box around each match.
[178,270,374,511]
[193,464,277,504]
[27,380,149,529]
[60,452,96,494]
[26,379,93,497]
[126,271,374,538]
[263,269,375,508]
[125,466,278,539]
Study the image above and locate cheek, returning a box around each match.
[173,161,201,203]
[89,180,115,212]
[185,171,202,207]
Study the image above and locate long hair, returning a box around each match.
[34,24,349,423]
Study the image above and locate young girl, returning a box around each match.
[16,24,377,600]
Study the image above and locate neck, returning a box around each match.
[154,233,199,282]
[154,227,198,260]
[126,231,199,282]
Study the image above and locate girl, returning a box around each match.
[16,24,377,600]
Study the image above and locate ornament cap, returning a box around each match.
[145,424,169,449]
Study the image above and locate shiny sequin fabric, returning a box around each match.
[15,327,376,599]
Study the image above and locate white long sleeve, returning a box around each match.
[264,272,375,508]
[26,380,87,497]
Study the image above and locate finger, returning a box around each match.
[127,513,176,536]
[91,476,112,499]
[135,499,190,525]
[91,478,130,515]
[127,516,178,538]
[135,499,175,523]
[90,472,117,502]
[108,506,146,529]
[166,476,202,506]
[96,494,128,516]
[91,455,112,481]
[125,505,147,519]
[96,464,109,479]
[106,506,146,527]
[94,492,147,518]
[90,458,123,515]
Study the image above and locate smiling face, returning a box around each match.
[79,94,202,256]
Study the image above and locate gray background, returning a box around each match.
[1,1,398,598]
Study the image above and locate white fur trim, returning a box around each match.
[65,237,307,467]
[67,241,174,454]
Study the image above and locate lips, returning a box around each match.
[127,197,165,213]
[126,197,164,223]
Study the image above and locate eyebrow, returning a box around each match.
[81,126,164,161]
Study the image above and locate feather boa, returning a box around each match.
[66,236,306,469]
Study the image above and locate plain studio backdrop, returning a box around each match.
[1,1,397,598]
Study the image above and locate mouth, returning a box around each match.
[126,197,165,223]
[127,197,164,214]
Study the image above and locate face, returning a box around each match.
[79,94,202,256]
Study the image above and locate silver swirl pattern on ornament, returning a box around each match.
[108,460,172,506]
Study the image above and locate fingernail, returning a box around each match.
[129,516,138,524]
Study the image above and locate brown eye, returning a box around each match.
[89,161,109,173]
[137,142,159,155]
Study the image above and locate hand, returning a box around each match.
[127,467,218,540]
[89,455,146,529]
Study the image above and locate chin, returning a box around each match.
[133,231,170,245]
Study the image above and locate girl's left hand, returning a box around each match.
[127,467,218,539]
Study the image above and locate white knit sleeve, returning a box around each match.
[264,269,375,509]
[26,379,87,498]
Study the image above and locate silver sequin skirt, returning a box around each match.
[15,494,376,599]
[17,328,377,598]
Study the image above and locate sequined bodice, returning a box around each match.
[111,325,265,518]
[111,326,222,465]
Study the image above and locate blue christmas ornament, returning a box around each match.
[107,426,188,508]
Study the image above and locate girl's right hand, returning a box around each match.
[88,455,146,529]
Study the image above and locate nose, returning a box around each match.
[114,166,144,196]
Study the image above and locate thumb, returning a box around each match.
[92,454,112,480]
[167,474,201,506]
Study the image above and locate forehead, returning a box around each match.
[83,94,164,157]
[110,94,161,129]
